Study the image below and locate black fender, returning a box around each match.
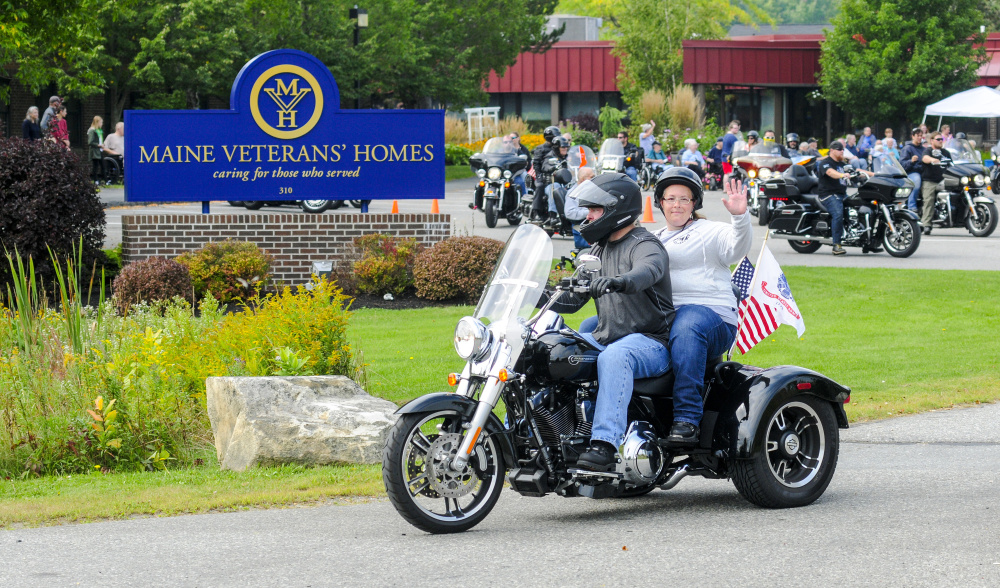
[707,364,850,459]
[893,208,920,222]
[395,393,515,469]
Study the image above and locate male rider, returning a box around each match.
[507,132,531,200]
[618,131,643,182]
[920,131,952,235]
[899,127,924,212]
[544,137,572,227]
[531,125,562,221]
[817,141,873,256]
[544,173,674,472]
[785,133,801,154]
[762,130,790,158]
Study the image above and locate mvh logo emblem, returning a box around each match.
[250,64,324,140]
[264,78,311,128]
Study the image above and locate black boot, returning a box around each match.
[666,421,700,447]
[576,441,617,472]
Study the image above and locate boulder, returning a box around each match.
[206,376,399,471]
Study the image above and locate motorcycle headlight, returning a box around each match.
[759,168,772,180]
[476,169,486,178]
[603,160,617,170]
[503,170,512,179]
[961,176,969,185]
[487,167,502,180]
[974,174,985,186]
[748,169,757,179]
[454,316,491,361]
[897,188,911,198]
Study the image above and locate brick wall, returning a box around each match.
[121,213,452,285]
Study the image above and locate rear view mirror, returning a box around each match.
[576,254,601,273]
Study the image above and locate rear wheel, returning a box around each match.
[788,240,822,254]
[484,199,498,228]
[506,211,522,226]
[327,200,345,210]
[300,200,330,213]
[883,216,920,257]
[350,200,364,208]
[758,197,770,225]
[731,394,839,508]
[383,411,505,534]
[965,202,998,237]
[243,201,264,210]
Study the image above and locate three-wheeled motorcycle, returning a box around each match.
[383,224,851,534]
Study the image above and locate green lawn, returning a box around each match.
[350,267,1000,422]
[3,266,997,528]
[445,165,475,181]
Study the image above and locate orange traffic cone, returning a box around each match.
[390,200,399,214]
[641,195,655,223]
[430,199,440,213]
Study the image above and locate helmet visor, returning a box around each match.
[573,180,621,209]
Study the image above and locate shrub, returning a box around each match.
[519,133,545,151]
[445,143,474,165]
[352,234,420,296]
[496,115,529,137]
[413,236,505,301]
[599,105,627,139]
[567,112,601,133]
[175,240,274,303]
[445,115,469,144]
[666,84,705,132]
[634,89,669,135]
[112,257,193,315]
[0,138,106,286]
[560,123,601,151]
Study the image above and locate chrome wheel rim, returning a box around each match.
[765,401,825,488]
[885,219,914,251]
[302,199,326,208]
[400,411,501,522]
[970,204,993,231]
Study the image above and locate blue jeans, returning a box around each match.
[821,193,846,244]
[624,167,638,182]
[906,172,921,211]
[668,305,737,425]
[580,330,670,447]
[546,184,558,214]
[512,174,527,199]
[572,228,588,249]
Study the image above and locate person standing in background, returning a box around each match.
[40,96,61,134]
[22,107,42,140]
[50,106,70,149]
[87,116,105,185]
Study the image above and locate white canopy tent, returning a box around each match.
[922,86,1000,128]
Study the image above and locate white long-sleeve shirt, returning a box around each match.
[653,212,753,325]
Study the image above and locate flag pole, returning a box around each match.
[727,227,771,361]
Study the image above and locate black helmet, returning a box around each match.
[553,136,570,149]
[786,132,800,144]
[576,173,643,244]
[955,131,967,140]
[653,167,704,212]
[747,130,759,139]
[543,126,561,143]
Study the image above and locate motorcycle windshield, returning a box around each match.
[567,145,597,169]
[473,224,553,360]
[944,139,980,163]
[872,152,906,176]
[735,143,790,168]
[482,137,515,154]
[598,139,624,160]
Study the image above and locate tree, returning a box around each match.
[0,0,112,102]
[980,1,1000,32]
[752,0,840,24]
[610,0,768,107]
[819,0,986,127]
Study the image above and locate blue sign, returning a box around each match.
[124,50,444,202]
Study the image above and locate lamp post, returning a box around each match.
[349,5,368,110]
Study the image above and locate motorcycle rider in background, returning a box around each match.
[762,130,791,158]
[507,132,531,197]
[785,133,801,154]
[818,140,874,255]
[543,173,674,472]
[618,131,644,182]
[919,131,952,235]
[543,137,571,227]
[531,125,563,221]
[899,127,924,213]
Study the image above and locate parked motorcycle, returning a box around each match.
[241,200,334,213]
[733,144,793,225]
[383,224,850,534]
[469,137,529,228]
[769,154,920,257]
[917,139,998,237]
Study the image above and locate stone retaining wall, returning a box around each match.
[121,213,451,285]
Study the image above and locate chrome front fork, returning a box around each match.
[450,344,511,471]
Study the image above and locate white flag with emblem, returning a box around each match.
[733,245,804,353]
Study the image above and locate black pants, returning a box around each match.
[686,163,706,180]
[91,159,104,182]
[531,180,548,217]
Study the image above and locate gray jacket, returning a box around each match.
[552,227,673,346]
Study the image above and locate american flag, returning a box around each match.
[732,254,786,354]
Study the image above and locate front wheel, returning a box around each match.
[965,202,998,237]
[382,411,505,534]
[758,197,770,225]
[484,199,499,228]
[301,200,330,213]
[350,200,364,208]
[883,216,920,257]
[788,240,822,254]
[731,394,839,508]
[506,211,522,226]
[243,201,264,210]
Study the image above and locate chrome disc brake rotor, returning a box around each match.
[425,433,479,499]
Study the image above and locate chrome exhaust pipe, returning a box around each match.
[659,464,691,490]
[767,231,834,245]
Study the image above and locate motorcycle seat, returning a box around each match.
[783,165,818,194]
[801,193,828,212]
[633,355,724,398]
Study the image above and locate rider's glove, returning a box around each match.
[590,276,626,298]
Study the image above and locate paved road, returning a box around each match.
[101,179,1000,269]
[3,403,998,587]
